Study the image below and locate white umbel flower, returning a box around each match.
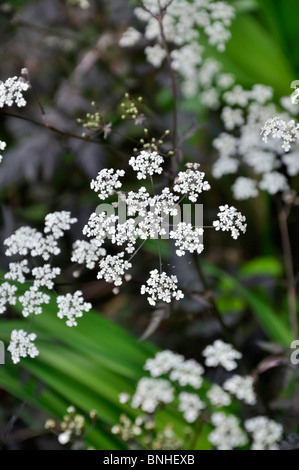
[71,239,106,269]
[44,211,77,239]
[213,205,247,240]
[244,416,283,450]
[97,253,132,286]
[250,85,273,105]
[223,85,249,108]
[209,412,248,450]
[212,157,239,178]
[145,44,166,68]
[19,287,50,317]
[259,171,289,195]
[232,177,259,201]
[90,168,125,200]
[213,133,238,158]
[4,260,30,284]
[4,227,60,260]
[144,350,184,377]
[131,377,174,413]
[202,339,242,371]
[0,282,18,314]
[223,375,257,405]
[32,264,61,290]
[30,234,60,260]
[178,392,206,423]
[170,222,204,256]
[57,290,92,327]
[141,270,184,306]
[8,329,39,364]
[261,117,299,152]
[221,106,244,130]
[129,150,164,179]
[282,151,299,176]
[243,150,278,174]
[0,76,29,108]
[207,384,232,407]
[119,27,142,47]
[4,227,43,257]
[173,164,211,202]
[170,359,204,389]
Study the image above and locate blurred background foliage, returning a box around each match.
[0,0,299,449]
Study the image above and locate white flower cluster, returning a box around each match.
[80,142,244,304]
[173,164,211,202]
[71,239,106,269]
[261,117,299,152]
[232,177,259,201]
[81,189,180,281]
[144,349,204,389]
[169,359,204,389]
[223,375,257,406]
[259,171,288,195]
[208,69,299,199]
[131,377,174,413]
[4,227,40,257]
[141,270,184,306]
[19,288,50,317]
[178,392,206,423]
[4,211,77,259]
[144,349,184,376]
[118,348,283,450]
[151,188,180,216]
[0,140,6,163]
[32,265,61,290]
[129,150,164,179]
[57,291,92,327]
[145,44,166,68]
[213,205,247,240]
[90,168,125,200]
[7,329,39,364]
[202,339,242,371]
[0,282,18,314]
[97,253,132,286]
[5,260,30,284]
[207,384,231,407]
[170,222,204,256]
[120,0,235,95]
[0,75,29,108]
[44,211,77,239]
[244,416,283,450]
[282,151,299,176]
[209,412,248,450]
[119,27,142,47]
[1,211,93,358]
[221,106,244,130]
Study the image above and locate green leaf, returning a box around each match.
[240,256,283,279]
[204,263,293,346]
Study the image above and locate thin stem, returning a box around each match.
[277,199,298,337]
[188,418,204,450]
[0,109,104,145]
[157,16,178,154]
[150,175,163,273]
[138,1,178,162]
[192,252,234,343]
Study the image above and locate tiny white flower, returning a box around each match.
[57,290,92,327]
[202,339,242,371]
[8,329,39,364]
